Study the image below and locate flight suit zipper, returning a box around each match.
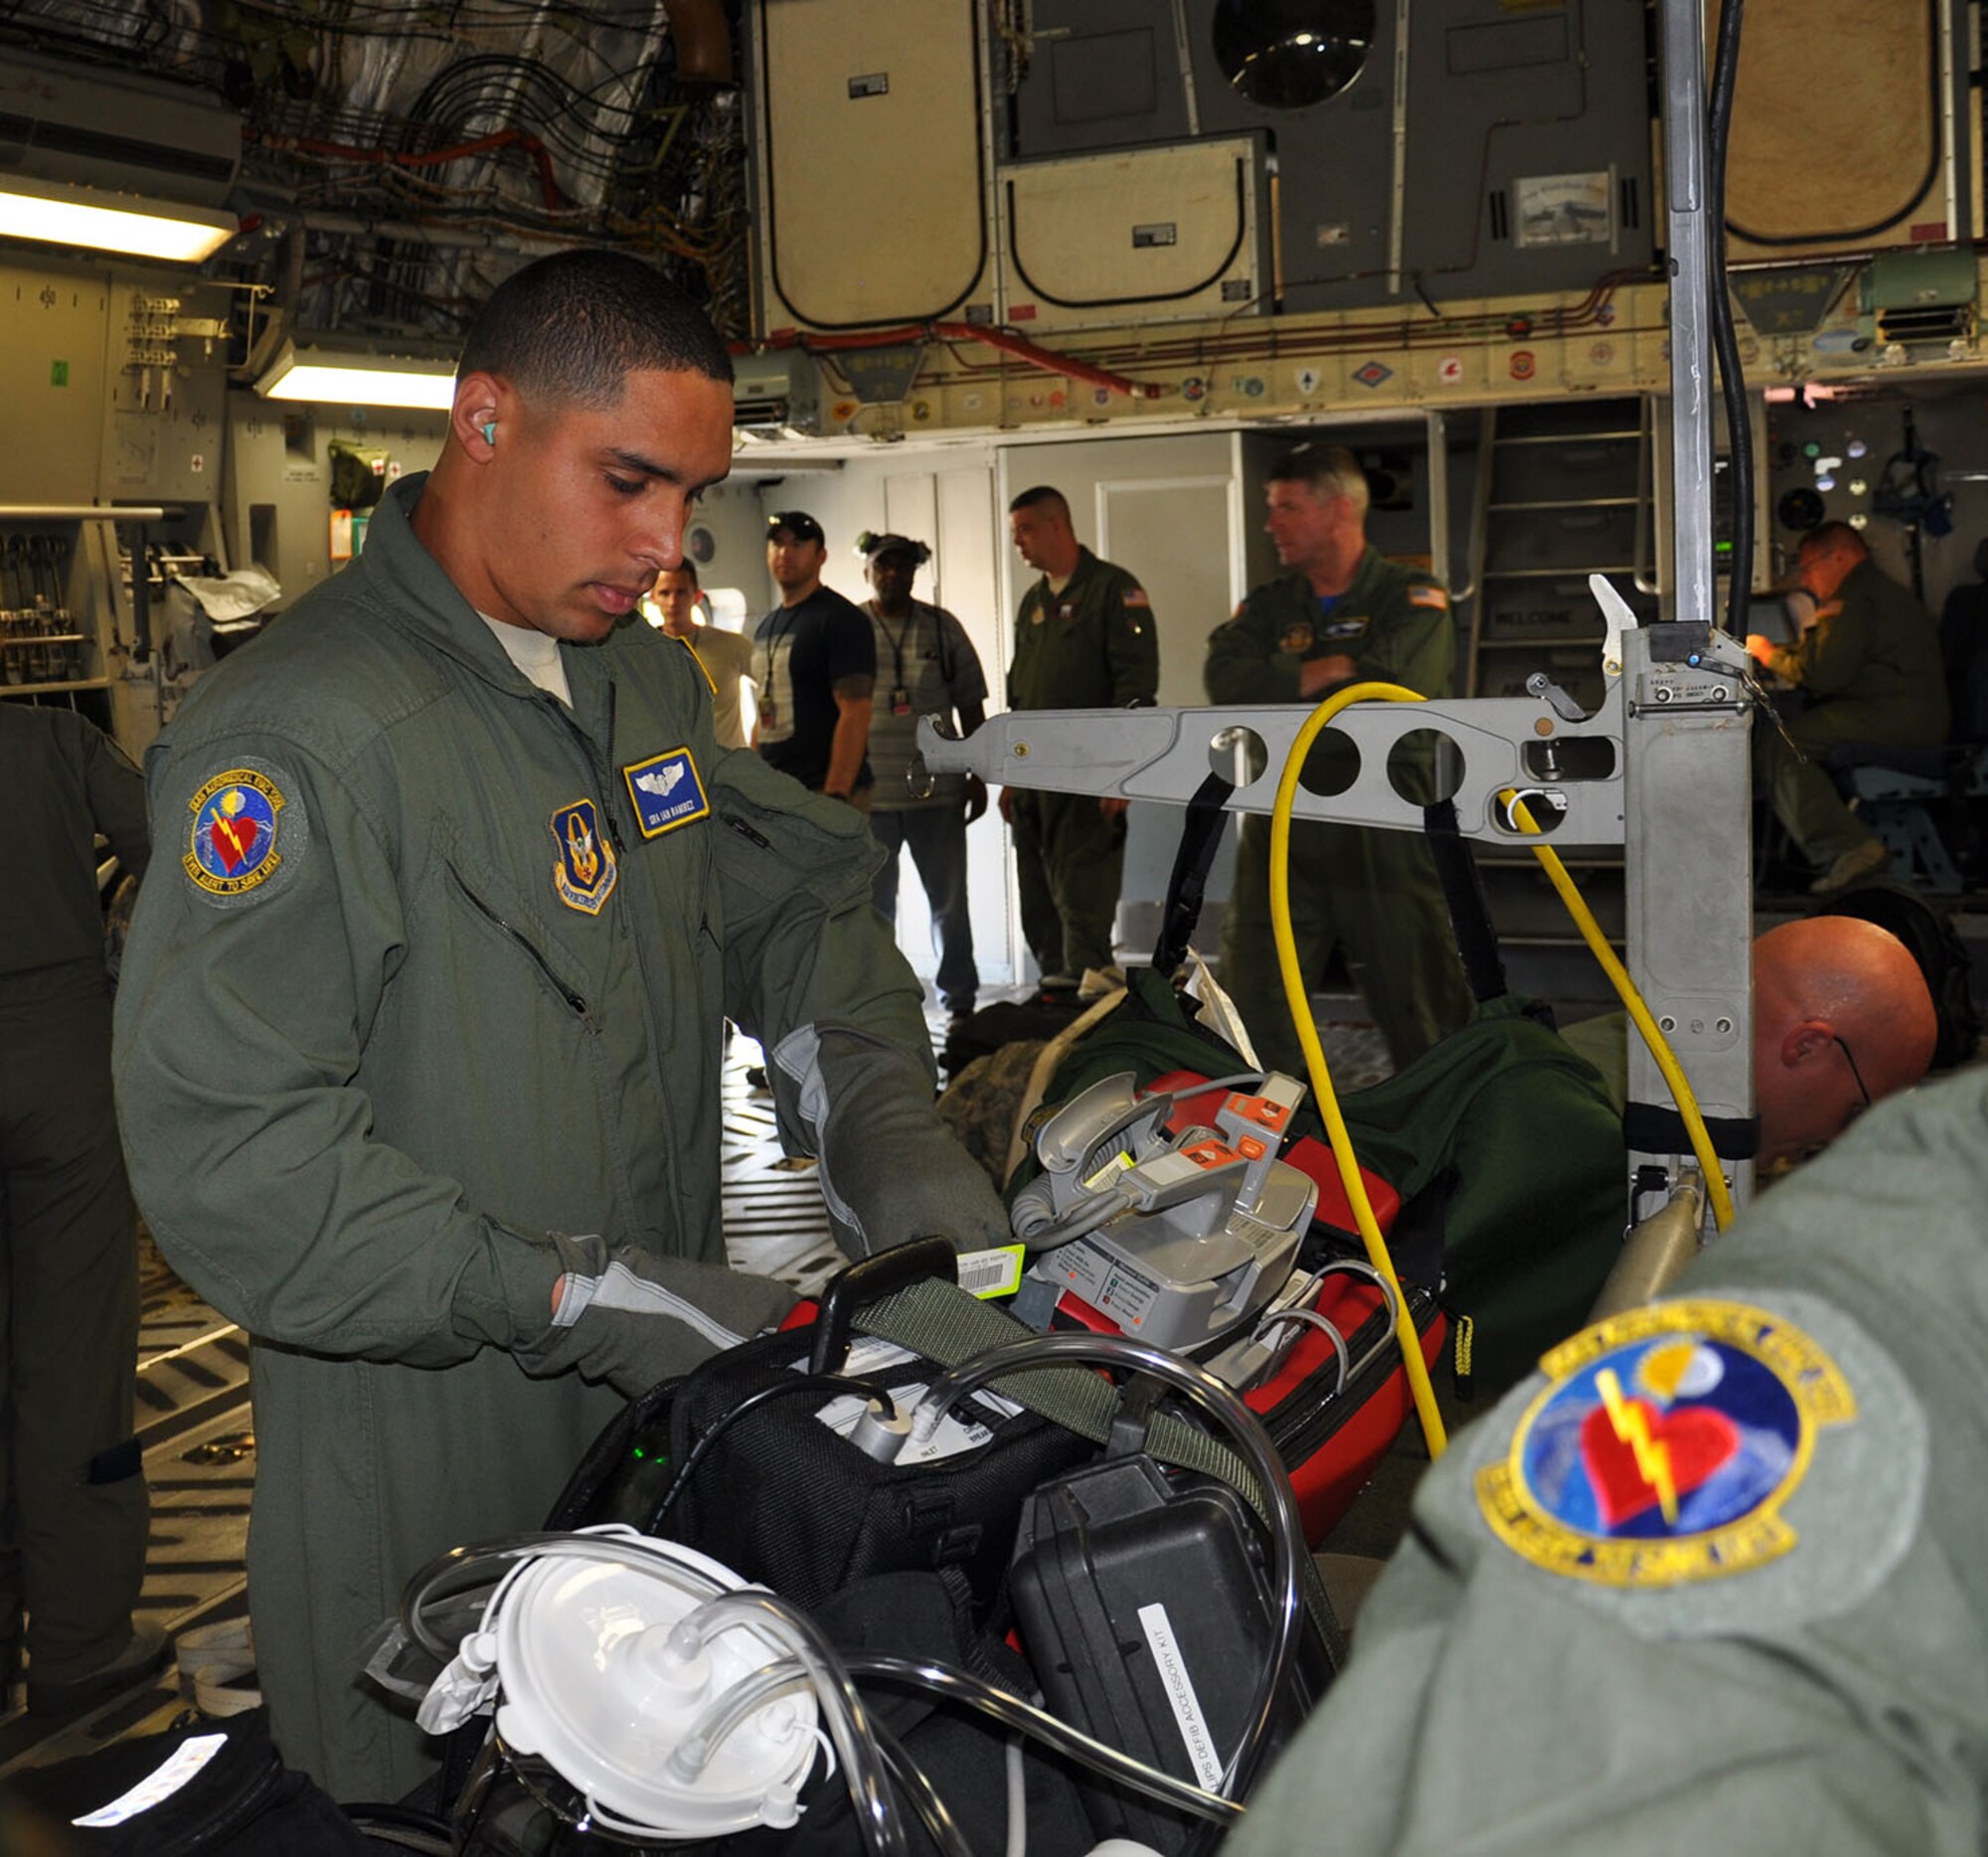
[445,865,597,1031]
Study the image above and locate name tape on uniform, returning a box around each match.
[623,748,710,839]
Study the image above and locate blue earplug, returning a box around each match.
[481,421,496,445]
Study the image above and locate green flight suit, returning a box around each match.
[0,709,154,1690]
[112,476,928,1799]
[1205,548,1472,1073]
[1757,558,1949,865]
[1228,1069,1988,1856]
[1007,548,1159,977]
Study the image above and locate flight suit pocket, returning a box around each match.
[441,854,599,1034]
[712,765,883,915]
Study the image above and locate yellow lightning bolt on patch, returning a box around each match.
[1595,1367,1679,1526]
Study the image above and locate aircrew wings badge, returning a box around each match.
[186,764,299,904]
[549,797,618,914]
[622,748,709,839]
[1475,1298,1855,1588]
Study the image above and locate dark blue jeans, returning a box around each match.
[871,806,978,1015]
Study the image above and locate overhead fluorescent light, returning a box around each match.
[256,339,457,411]
[0,173,238,263]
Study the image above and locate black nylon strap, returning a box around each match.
[1422,797,1508,1003]
[1622,1100,1761,1160]
[1153,771,1237,980]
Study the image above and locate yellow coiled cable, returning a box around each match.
[1268,681,1448,1460]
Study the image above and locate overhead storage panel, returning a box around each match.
[998,0,1655,315]
[1717,0,1975,258]
[1399,0,1654,306]
[999,134,1269,332]
[750,0,989,332]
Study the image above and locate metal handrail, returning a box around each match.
[1632,395,1661,595]
[1458,406,1496,697]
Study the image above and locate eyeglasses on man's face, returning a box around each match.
[1832,1033,1873,1112]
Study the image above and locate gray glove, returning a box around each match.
[516,1234,797,1397]
[772,1022,1012,1258]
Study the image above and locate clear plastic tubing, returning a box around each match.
[662,1588,906,1857]
[680,1651,1242,1826]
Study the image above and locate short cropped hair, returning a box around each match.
[1798,520,1869,564]
[457,249,734,408]
[1008,485,1072,524]
[1267,442,1371,519]
[656,559,701,590]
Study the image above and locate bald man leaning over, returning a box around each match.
[1562,915,1939,1166]
[1439,915,1939,1405]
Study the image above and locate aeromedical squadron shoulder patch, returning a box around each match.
[1475,1298,1854,1588]
[186,765,292,903]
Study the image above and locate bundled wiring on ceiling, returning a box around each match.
[0,0,755,341]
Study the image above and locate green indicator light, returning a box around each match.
[1803,442,1820,458]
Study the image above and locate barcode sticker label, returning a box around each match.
[1137,1604,1225,1789]
[954,1245,1025,1300]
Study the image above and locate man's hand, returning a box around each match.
[963,773,989,824]
[1298,653,1359,700]
[1098,795,1130,822]
[521,1236,796,1397]
[1745,633,1779,669]
[774,1024,1011,1259]
[998,785,1015,825]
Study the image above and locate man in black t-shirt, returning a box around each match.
[752,511,878,805]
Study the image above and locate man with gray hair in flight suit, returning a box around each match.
[1207,441,1472,1073]
[113,250,1008,1800]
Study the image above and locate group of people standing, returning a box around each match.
[12,248,1967,1817]
[657,442,1477,1070]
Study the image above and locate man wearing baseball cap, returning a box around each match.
[754,512,877,805]
[858,531,989,1030]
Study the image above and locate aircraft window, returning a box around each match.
[1212,0,1377,110]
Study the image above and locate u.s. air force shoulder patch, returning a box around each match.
[184,760,307,906]
[549,797,618,914]
[1464,1294,1924,1636]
